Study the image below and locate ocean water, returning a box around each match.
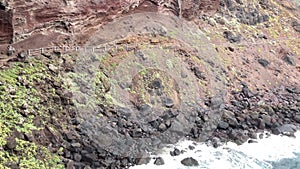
[131,131,300,169]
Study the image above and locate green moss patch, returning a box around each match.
[0,59,64,168]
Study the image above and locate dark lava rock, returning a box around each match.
[248,140,258,144]
[188,145,195,150]
[286,87,300,94]
[71,142,81,148]
[283,55,295,66]
[242,85,253,98]
[181,70,188,78]
[5,137,17,150]
[258,58,269,67]
[82,153,98,163]
[158,123,167,131]
[7,45,15,56]
[149,78,162,89]
[261,115,272,127]
[210,96,224,109]
[67,160,75,169]
[170,148,181,156]
[181,157,199,166]
[164,98,174,108]
[193,67,206,80]
[218,121,229,129]
[272,124,298,136]
[130,128,143,138]
[154,157,165,165]
[227,46,235,52]
[18,52,26,59]
[257,119,266,130]
[134,50,146,60]
[73,153,82,162]
[292,21,300,32]
[224,31,241,43]
[136,157,151,165]
[294,115,300,123]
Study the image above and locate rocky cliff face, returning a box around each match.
[0,0,220,52]
[0,2,13,45]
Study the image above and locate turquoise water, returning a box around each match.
[131,131,300,169]
[270,153,300,169]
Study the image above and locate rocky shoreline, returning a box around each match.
[1,49,298,169]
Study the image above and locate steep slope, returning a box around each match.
[0,0,299,168]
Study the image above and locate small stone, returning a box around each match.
[249,132,258,139]
[261,115,272,127]
[130,128,143,138]
[224,31,241,43]
[82,153,98,163]
[181,71,188,78]
[154,157,164,165]
[188,145,195,150]
[165,120,171,127]
[294,115,300,123]
[227,46,234,52]
[193,67,206,80]
[242,85,253,98]
[210,96,224,109]
[164,98,174,108]
[64,151,71,158]
[283,55,295,66]
[134,50,147,60]
[215,16,226,25]
[208,18,217,26]
[71,142,81,148]
[48,64,58,72]
[5,138,17,150]
[9,88,16,95]
[149,78,162,89]
[181,157,199,166]
[258,119,266,130]
[292,21,300,32]
[158,123,167,131]
[248,140,258,144]
[18,52,26,59]
[66,160,75,169]
[286,87,300,94]
[7,45,15,56]
[258,59,269,67]
[273,124,297,136]
[170,148,180,156]
[136,157,151,165]
[73,153,82,162]
[218,121,229,129]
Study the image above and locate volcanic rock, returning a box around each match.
[170,148,181,156]
[258,58,270,67]
[181,157,199,166]
[272,124,298,136]
[218,121,229,129]
[0,0,220,51]
[154,157,165,165]
[283,55,295,66]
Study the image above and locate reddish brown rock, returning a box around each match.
[0,9,13,45]
[0,0,220,53]
[181,0,220,20]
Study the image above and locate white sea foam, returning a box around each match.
[130,131,300,169]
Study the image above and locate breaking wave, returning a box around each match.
[131,131,300,169]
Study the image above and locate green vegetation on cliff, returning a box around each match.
[0,59,64,168]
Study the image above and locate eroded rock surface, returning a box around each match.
[0,0,220,51]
